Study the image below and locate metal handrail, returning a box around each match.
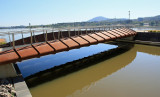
[0,25,133,50]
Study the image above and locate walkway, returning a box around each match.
[0,28,136,65]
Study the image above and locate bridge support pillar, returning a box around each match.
[0,63,17,78]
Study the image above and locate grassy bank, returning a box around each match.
[148,30,160,33]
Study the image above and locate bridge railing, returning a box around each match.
[0,25,133,51]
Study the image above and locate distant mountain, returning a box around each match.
[88,16,128,22]
[88,16,109,22]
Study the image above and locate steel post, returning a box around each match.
[12,33,15,49]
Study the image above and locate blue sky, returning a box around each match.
[0,0,160,26]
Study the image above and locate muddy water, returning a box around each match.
[29,44,160,97]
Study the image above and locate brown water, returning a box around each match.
[29,44,160,97]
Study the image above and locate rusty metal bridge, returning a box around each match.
[0,26,137,65]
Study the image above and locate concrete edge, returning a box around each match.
[13,75,32,97]
[116,40,160,46]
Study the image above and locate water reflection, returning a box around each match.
[17,43,117,78]
[30,45,137,97]
[30,44,160,97]
[135,44,160,56]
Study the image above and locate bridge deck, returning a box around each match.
[0,28,137,65]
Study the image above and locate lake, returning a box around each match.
[29,44,160,97]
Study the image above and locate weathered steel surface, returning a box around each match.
[34,43,55,55]
[0,50,19,64]
[80,35,98,44]
[61,38,79,49]
[101,31,116,39]
[71,36,89,46]
[17,46,39,60]
[88,33,105,42]
[0,28,137,65]
[49,40,68,52]
[107,30,121,38]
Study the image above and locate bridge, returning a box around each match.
[0,27,136,65]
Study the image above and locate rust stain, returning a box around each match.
[0,28,137,65]
[71,36,89,46]
[80,35,97,44]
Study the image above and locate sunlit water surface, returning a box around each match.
[29,44,160,97]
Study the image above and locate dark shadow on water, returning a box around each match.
[17,43,118,78]
[25,43,135,88]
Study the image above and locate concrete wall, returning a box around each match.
[0,63,17,78]
[135,32,160,42]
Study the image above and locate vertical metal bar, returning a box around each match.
[80,29,82,35]
[30,30,33,44]
[78,29,79,36]
[21,31,25,44]
[52,28,55,40]
[43,29,45,41]
[79,28,82,35]
[8,32,12,46]
[86,28,88,34]
[45,30,48,42]
[74,29,76,36]
[61,30,63,39]
[12,33,15,49]
[92,28,94,33]
[53,31,55,40]
[68,29,70,37]
[33,30,36,43]
[29,23,33,44]
[58,30,60,40]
